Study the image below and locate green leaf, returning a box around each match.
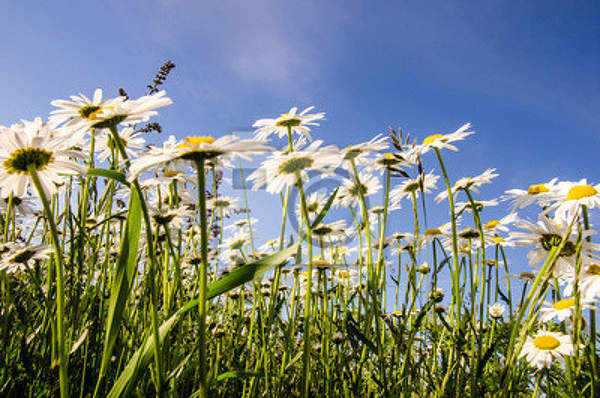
[106,243,299,398]
[97,188,142,385]
[87,168,129,186]
[310,187,338,229]
[215,370,260,382]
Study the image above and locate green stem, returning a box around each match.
[28,167,69,398]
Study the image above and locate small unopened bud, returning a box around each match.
[417,263,430,274]
[488,302,506,319]
[430,288,444,303]
[332,332,344,344]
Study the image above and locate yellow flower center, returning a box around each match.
[424,228,442,236]
[178,136,215,149]
[338,270,349,278]
[553,298,575,311]
[492,237,505,243]
[485,220,500,229]
[566,185,598,200]
[423,134,442,145]
[527,184,549,195]
[587,264,600,275]
[78,105,103,120]
[533,335,561,350]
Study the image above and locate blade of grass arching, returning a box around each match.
[94,187,142,394]
[106,243,300,398]
[309,188,338,230]
[87,168,130,187]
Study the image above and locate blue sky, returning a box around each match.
[2,1,599,280]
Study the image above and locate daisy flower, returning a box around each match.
[95,127,146,162]
[312,220,348,241]
[560,262,600,300]
[502,178,559,210]
[366,152,408,174]
[220,231,252,264]
[130,135,272,180]
[0,243,51,274]
[225,218,258,232]
[248,140,340,194]
[0,195,37,217]
[510,214,598,276]
[456,199,499,214]
[0,118,86,197]
[545,179,600,220]
[390,171,439,204]
[488,302,506,319]
[435,168,499,203]
[410,123,474,157]
[149,204,194,229]
[295,191,329,220]
[207,196,241,217]
[49,88,125,130]
[519,330,574,369]
[335,172,381,208]
[253,106,325,141]
[539,297,594,323]
[340,134,389,168]
[88,90,172,129]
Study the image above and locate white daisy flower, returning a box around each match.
[519,330,574,369]
[539,297,594,323]
[130,135,272,180]
[0,243,51,274]
[409,123,474,157]
[390,171,439,204]
[149,204,194,229]
[207,196,241,217]
[456,199,499,214]
[435,168,499,203]
[49,88,126,131]
[0,195,37,217]
[220,231,252,264]
[0,118,86,197]
[95,127,146,162]
[89,90,172,129]
[560,262,600,300]
[340,134,389,168]
[335,172,381,208]
[253,106,325,141]
[510,215,598,276]
[225,218,258,232]
[312,220,348,241]
[502,178,559,210]
[545,179,600,220]
[488,302,506,319]
[248,140,340,194]
[483,212,519,233]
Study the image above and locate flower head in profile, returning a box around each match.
[510,214,599,276]
[0,243,51,274]
[208,196,241,217]
[88,91,172,129]
[340,134,389,169]
[519,330,574,369]
[335,172,381,208]
[502,178,559,210]
[545,179,600,220]
[49,88,126,130]
[95,127,146,162]
[560,262,600,301]
[130,135,272,180]
[0,118,86,197]
[488,303,506,319]
[410,123,474,157]
[390,171,439,204]
[435,168,499,203]
[248,140,340,194]
[253,106,325,141]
